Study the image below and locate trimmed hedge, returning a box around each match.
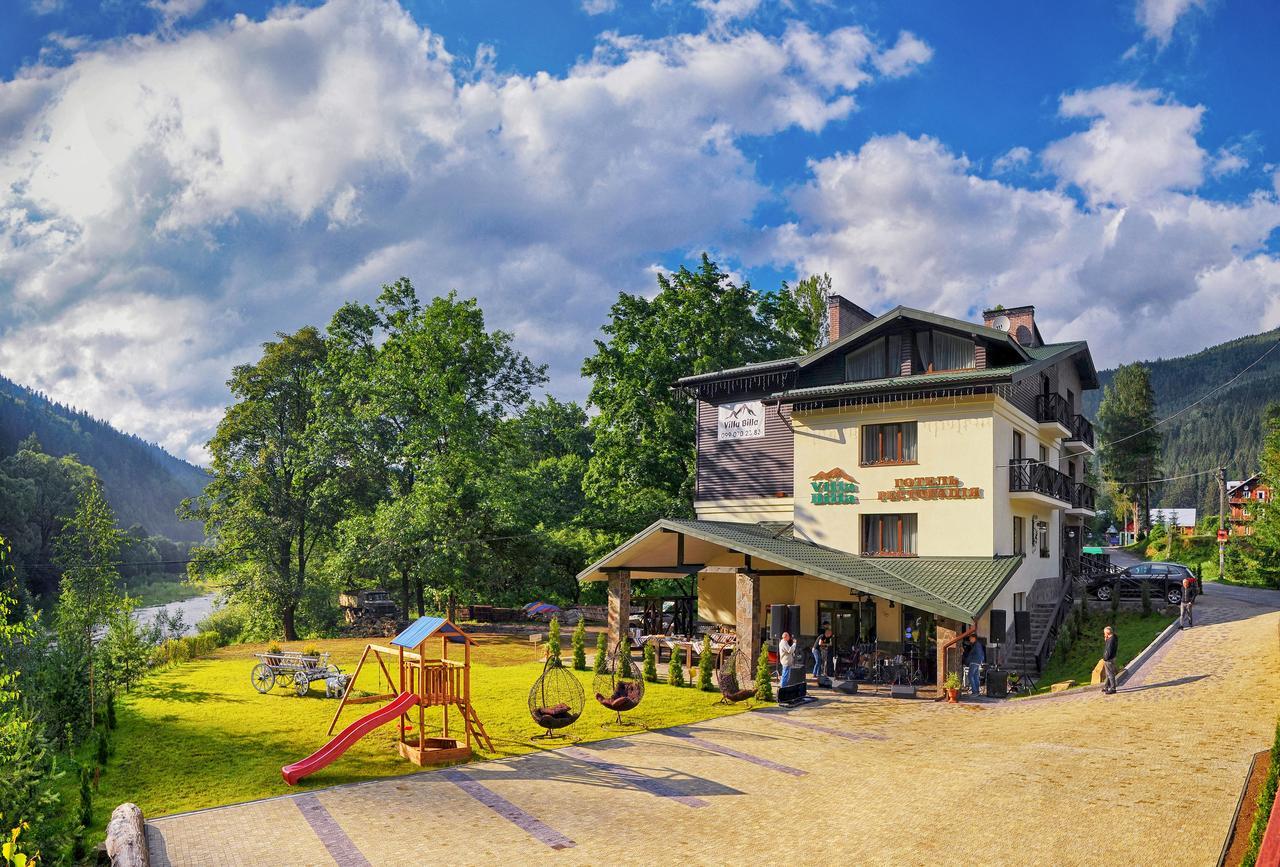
[152,631,222,666]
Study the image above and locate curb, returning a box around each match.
[1116,617,1182,688]
[1218,751,1261,867]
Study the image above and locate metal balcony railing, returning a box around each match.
[1009,458,1072,503]
[1070,481,1096,511]
[1034,393,1072,429]
[1067,414,1095,448]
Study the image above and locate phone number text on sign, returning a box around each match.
[716,401,765,441]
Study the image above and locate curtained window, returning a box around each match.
[861,421,918,465]
[845,335,903,382]
[862,514,918,556]
[1013,516,1025,555]
[930,331,975,371]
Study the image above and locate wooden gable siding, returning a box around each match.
[696,399,794,500]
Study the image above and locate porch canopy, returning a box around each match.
[578,518,1022,624]
[578,518,1023,686]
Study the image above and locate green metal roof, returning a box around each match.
[577,518,1023,623]
[774,366,1023,402]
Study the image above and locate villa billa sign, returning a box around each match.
[717,400,765,441]
[878,476,982,502]
[811,468,859,505]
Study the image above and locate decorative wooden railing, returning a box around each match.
[1067,413,1095,448]
[1009,458,1072,503]
[1035,393,1072,429]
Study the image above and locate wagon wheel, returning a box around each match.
[251,663,276,694]
[294,675,310,697]
[275,670,295,687]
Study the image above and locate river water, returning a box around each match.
[134,593,219,637]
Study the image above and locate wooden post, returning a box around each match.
[441,636,449,739]
[936,621,958,688]
[464,637,472,750]
[607,570,631,648]
[734,570,760,688]
[398,646,406,747]
[327,644,371,736]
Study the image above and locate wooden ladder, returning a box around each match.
[460,702,494,752]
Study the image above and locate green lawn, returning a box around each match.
[1028,610,1175,694]
[93,636,753,831]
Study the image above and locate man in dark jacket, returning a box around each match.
[961,634,985,695]
[1101,625,1118,694]
[1179,576,1196,629]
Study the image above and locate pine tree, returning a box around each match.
[545,616,562,666]
[1238,403,1280,587]
[593,632,608,674]
[697,634,715,691]
[642,641,658,682]
[571,618,587,671]
[1098,363,1162,534]
[755,643,773,701]
[668,645,685,687]
[617,632,632,675]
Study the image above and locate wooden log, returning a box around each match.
[105,802,148,867]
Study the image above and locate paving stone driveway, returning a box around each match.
[148,587,1280,866]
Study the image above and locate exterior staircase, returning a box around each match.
[1003,600,1061,674]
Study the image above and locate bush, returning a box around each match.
[77,767,91,830]
[95,729,108,766]
[593,632,608,675]
[106,691,116,730]
[668,645,685,687]
[1243,716,1280,867]
[755,643,773,701]
[1140,583,1152,616]
[571,619,587,671]
[698,635,715,691]
[0,705,64,862]
[152,631,222,667]
[545,617,562,667]
[617,632,632,674]
[642,641,658,682]
[196,603,250,646]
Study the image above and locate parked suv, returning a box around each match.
[1087,562,1199,604]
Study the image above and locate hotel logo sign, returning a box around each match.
[716,400,765,441]
[810,468,859,505]
[878,476,983,502]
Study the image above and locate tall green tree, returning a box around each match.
[766,272,831,352]
[324,281,547,616]
[183,327,341,640]
[1237,403,1280,587]
[1098,363,1162,534]
[582,255,817,534]
[53,480,122,724]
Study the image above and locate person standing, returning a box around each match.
[1101,625,1119,694]
[813,624,833,679]
[1179,576,1196,629]
[962,634,985,696]
[778,631,797,689]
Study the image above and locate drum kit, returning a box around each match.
[839,642,924,685]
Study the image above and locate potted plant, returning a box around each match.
[943,671,962,703]
[302,644,320,667]
[266,640,283,666]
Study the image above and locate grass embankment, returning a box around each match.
[94,635,752,830]
[1242,717,1280,867]
[1031,610,1175,694]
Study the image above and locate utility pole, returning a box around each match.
[1217,466,1228,581]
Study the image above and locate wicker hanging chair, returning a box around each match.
[592,640,645,727]
[527,655,584,739]
[715,645,756,705]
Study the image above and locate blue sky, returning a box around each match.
[1,0,1278,463]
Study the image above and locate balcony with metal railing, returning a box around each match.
[1009,458,1072,506]
[1065,413,1095,452]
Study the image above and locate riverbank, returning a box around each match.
[121,578,205,608]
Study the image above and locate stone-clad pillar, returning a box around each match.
[607,570,631,649]
[735,571,760,688]
[936,621,958,688]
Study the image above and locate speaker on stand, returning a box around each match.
[1014,610,1031,645]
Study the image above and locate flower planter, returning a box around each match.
[946,687,959,703]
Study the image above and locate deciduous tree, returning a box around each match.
[1098,363,1162,534]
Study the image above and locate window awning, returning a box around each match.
[578,518,1023,623]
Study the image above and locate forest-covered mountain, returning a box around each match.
[0,373,208,541]
[1083,327,1280,514]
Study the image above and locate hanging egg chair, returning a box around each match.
[715,645,756,705]
[592,639,645,728]
[527,655,584,739]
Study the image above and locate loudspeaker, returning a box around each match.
[890,684,916,698]
[816,675,832,689]
[1014,610,1031,644]
[769,605,787,642]
[985,669,1008,698]
[990,609,1007,644]
[834,680,858,695]
[788,604,801,636]
[778,681,807,704]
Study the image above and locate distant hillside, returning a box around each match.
[1083,328,1280,514]
[0,374,208,541]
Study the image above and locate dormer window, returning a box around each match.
[845,334,902,382]
[929,331,975,372]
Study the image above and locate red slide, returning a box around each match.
[281,692,420,785]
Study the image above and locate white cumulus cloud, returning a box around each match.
[1135,0,1206,45]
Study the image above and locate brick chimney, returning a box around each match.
[982,305,1042,348]
[827,294,875,343]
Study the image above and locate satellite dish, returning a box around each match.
[991,315,1011,332]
